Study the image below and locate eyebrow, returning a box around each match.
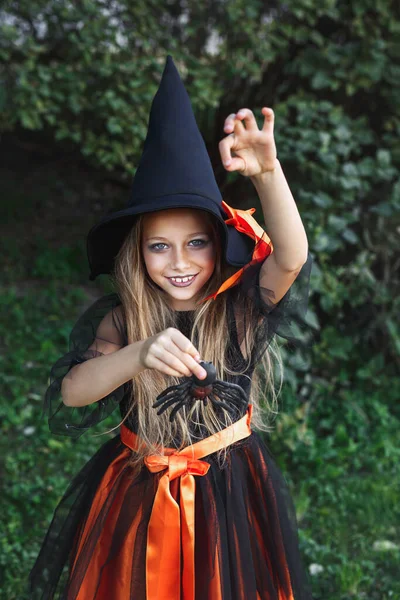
[145,232,210,242]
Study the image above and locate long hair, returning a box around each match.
[102,210,283,470]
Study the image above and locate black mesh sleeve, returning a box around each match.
[43,292,129,439]
[231,250,313,367]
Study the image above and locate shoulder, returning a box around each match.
[72,292,128,352]
[98,296,127,345]
[99,302,125,331]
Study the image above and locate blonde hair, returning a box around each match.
[102,210,283,470]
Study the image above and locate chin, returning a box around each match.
[168,288,198,301]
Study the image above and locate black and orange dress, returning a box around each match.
[28,252,314,600]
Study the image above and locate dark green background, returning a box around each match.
[1,1,399,598]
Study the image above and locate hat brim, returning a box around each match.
[87,194,255,279]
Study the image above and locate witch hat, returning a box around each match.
[86,55,273,296]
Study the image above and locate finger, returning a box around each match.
[224,115,245,136]
[169,329,200,359]
[218,135,246,171]
[261,107,274,134]
[218,133,236,166]
[234,108,259,132]
[223,112,236,133]
[224,113,236,129]
[168,330,208,379]
[224,108,258,133]
[166,340,208,379]
[148,356,184,378]
[151,344,192,377]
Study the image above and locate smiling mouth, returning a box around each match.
[166,274,198,287]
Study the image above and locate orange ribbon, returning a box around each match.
[202,200,274,302]
[120,404,253,600]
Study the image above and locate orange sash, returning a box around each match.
[120,404,253,600]
[201,200,273,302]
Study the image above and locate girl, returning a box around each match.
[29,55,313,599]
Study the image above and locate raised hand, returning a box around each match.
[219,107,278,177]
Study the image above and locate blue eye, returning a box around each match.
[148,239,209,252]
[189,239,208,247]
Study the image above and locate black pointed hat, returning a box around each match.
[86,55,256,281]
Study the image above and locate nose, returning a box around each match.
[170,246,191,271]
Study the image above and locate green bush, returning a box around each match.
[1,1,399,598]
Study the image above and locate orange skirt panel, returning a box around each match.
[121,405,254,600]
[68,405,254,600]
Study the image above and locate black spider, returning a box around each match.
[152,361,248,422]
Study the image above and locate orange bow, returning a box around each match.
[202,200,273,302]
[144,454,210,599]
[120,404,253,600]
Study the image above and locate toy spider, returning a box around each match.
[152,361,249,422]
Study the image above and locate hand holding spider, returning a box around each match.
[152,361,249,422]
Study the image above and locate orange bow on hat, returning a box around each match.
[202,200,274,302]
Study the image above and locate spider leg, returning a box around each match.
[221,391,247,410]
[152,381,191,408]
[212,390,243,410]
[169,396,193,422]
[208,392,237,417]
[213,381,248,408]
[155,387,194,418]
[153,392,186,415]
[214,380,248,401]
[162,382,188,395]
[165,381,191,396]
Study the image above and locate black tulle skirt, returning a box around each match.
[28,418,313,600]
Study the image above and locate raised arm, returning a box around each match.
[220,108,309,308]
[250,160,308,308]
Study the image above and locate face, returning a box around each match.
[141,208,217,310]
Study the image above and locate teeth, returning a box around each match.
[170,275,195,283]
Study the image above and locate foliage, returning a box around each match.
[0,0,399,598]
